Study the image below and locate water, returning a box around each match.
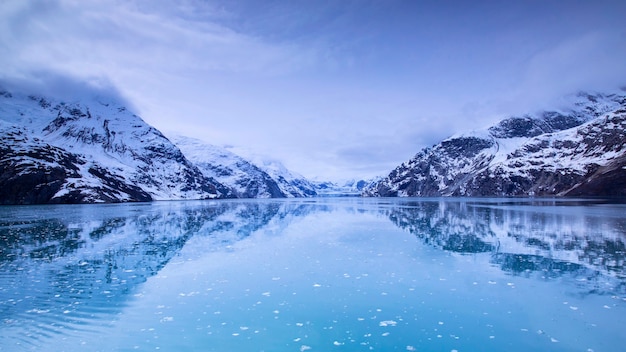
[1,198,625,351]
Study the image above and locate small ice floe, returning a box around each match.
[406,346,416,351]
[569,306,579,311]
[551,338,559,343]
[296,322,304,326]
[603,305,611,309]
[240,326,249,330]
[489,335,495,339]
[294,338,301,342]
[333,341,344,346]
[262,292,271,297]
[160,316,174,323]
[313,283,322,287]
[438,321,444,325]
[272,277,281,281]
[379,320,397,327]
[382,332,390,337]
[488,281,497,285]
[300,345,312,351]
[232,333,240,337]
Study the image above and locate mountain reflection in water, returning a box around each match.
[0,198,625,350]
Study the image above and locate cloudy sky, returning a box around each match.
[2,0,626,181]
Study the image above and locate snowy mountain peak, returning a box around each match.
[365,89,626,197]
[169,134,288,198]
[1,86,231,204]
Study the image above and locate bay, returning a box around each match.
[1,198,625,351]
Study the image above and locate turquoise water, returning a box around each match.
[1,198,625,351]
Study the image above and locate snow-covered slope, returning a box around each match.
[169,135,286,198]
[364,90,626,197]
[251,158,317,197]
[0,87,232,204]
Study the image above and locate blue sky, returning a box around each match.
[2,0,626,181]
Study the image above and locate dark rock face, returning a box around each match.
[365,91,626,197]
[0,127,153,204]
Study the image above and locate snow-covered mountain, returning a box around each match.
[313,177,382,196]
[249,158,317,197]
[364,90,626,197]
[169,135,288,198]
[0,86,233,204]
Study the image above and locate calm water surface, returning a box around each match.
[1,198,625,351]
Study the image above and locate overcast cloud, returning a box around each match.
[2,0,626,181]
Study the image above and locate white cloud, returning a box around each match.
[504,31,626,112]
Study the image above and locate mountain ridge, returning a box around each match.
[364,90,626,197]
[0,85,318,204]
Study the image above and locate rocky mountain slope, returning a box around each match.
[0,87,233,204]
[170,135,289,198]
[364,90,626,197]
[236,155,317,198]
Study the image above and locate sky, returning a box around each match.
[1,0,626,181]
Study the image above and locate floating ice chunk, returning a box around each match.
[551,338,559,342]
[438,321,444,325]
[406,346,416,351]
[379,320,397,327]
[488,281,496,285]
[313,283,322,287]
[300,345,311,351]
[262,292,271,296]
[333,341,344,346]
[27,309,49,314]
[382,332,390,337]
[570,306,579,310]
[240,326,249,330]
[160,316,173,323]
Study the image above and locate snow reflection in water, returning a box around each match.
[0,198,625,351]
